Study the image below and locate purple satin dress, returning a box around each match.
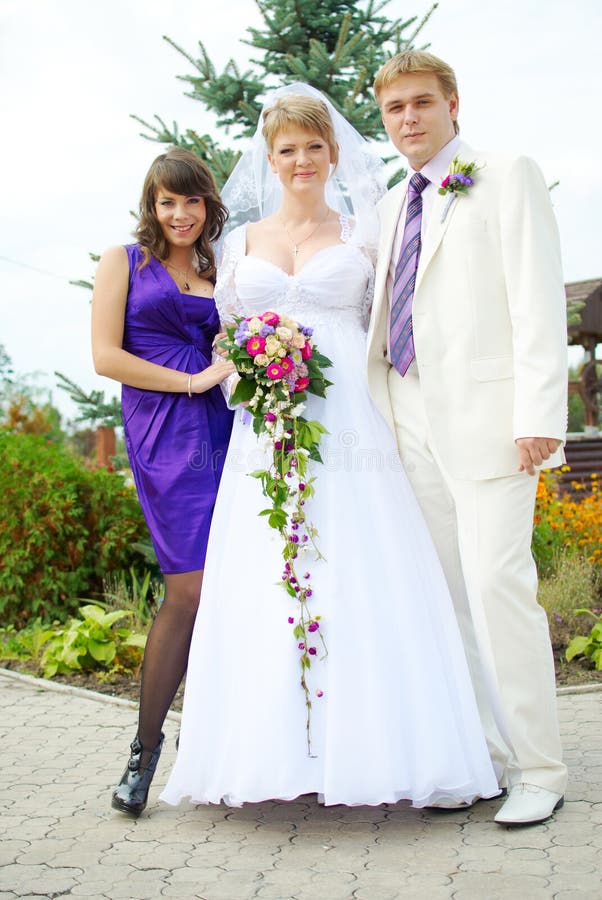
[121,245,233,574]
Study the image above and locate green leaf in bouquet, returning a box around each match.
[268,509,288,529]
[306,420,328,442]
[308,378,328,398]
[230,377,257,406]
[311,351,333,369]
[308,445,323,463]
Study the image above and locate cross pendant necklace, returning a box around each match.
[279,208,331,259]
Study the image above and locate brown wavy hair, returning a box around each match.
[134,148,228,278]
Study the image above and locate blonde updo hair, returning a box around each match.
[261,94,339,167]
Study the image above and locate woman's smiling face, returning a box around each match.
[154,188,207,247]
[268,127,334,194]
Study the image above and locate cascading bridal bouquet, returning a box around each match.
[218,311,333,755]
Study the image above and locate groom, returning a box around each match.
[367,50,568,825]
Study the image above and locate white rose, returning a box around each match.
[265,336,281,357]
[276,326,293,342]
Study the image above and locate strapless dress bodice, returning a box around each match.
[232,238,372,330]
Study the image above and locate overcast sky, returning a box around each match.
[1,0,600,422]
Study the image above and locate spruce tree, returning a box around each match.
[132,0,438,187]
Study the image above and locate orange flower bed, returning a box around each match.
[534,469,602,575]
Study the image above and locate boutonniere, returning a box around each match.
[438,157,483,222]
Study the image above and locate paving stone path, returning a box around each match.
[1,670,601,899]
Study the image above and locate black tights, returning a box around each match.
[136,570,202,767]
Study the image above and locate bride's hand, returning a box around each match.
[191,360,236,393]
[228,375,250,407]
[212,332,229,358]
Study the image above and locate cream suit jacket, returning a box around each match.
[366,141,568,481]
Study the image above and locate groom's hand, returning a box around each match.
[516,437,562,476]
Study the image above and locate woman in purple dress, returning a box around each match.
[92,148,235,817]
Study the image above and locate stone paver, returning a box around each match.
[1,670,601,899]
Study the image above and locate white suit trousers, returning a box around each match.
[388,366,567,794]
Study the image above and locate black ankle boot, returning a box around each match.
[111,733,164,818]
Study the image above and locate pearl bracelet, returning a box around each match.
[187,374,192,398]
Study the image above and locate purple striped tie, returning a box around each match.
[390,172,429,376]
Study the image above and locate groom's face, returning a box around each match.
[380,73,458,171]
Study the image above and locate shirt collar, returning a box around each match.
[412,134,462,187]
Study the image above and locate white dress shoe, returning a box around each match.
[494,783,564,826]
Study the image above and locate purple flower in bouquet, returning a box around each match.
[234,322,250,345]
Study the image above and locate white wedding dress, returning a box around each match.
[160,220,499,808]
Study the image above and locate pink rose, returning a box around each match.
[301,341,312,360]
[262,311,280,326]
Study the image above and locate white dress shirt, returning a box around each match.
[386,134,461,364]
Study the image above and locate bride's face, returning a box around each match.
[268,127,334,195]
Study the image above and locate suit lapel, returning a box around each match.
[415,141,476,292]
[415,189,459,291]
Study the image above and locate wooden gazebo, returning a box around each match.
[567,278,602,428]
[564,278,602,488]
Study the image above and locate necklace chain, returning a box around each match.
[165,261,192,291]
[279,208,331,258]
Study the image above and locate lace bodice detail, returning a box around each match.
[214,216,374,331]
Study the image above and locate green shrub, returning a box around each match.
[40,603,147,678]
[538,548,601,636]
[103,566,162,630]
[0,432,151,625]
[566,610,602,670]
[0,619,55,665]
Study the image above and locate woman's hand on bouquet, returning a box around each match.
[191,359,237,393]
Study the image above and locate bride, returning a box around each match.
[160,83,499,808]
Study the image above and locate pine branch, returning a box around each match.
[402,2,438,50]
[55,372,122,428]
